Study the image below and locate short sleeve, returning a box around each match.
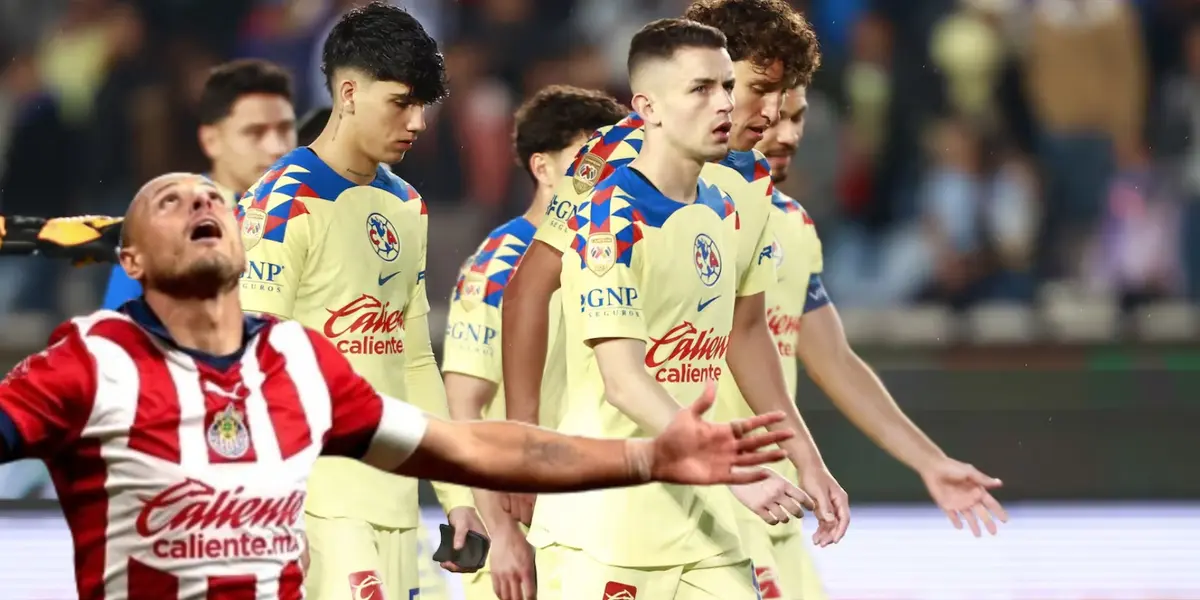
[237,192,313,319]
[0,323,97,459]
[738,207,778,297]
[307,327,429,471]
[800,212,830,313]
[560,202,647,343]
[533,193,581,254]
[442,268,503,384]
[406,198,431,320]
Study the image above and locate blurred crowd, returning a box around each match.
[1,0,1199,323]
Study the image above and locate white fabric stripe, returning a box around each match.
[362,395,429,472]
[238,335,283,464]
[268,322,331,452]
[164,355,209,469]
[255,573,279,600]
[83,334,143,600]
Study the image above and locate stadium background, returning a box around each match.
[1,0,1198,597]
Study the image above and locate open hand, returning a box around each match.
[799,467,850,547]
[489,522,537,600]
[920,458,1007,536]
[648,380,794,485]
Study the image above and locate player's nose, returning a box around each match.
[761,91,783,127]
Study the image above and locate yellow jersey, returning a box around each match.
[236,147,471,529]
[442,216,566,427]
[530,166,746,567]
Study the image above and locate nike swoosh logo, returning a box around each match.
[697,296,720,311]
[379,271,401,286]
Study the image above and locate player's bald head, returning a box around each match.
[627,19,727,93]
[123,173,214,248]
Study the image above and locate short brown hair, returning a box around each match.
[684,0,821,87]
[198,59,293,125]
[627,18,728,78]
[513,85,627,179]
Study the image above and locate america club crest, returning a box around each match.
[572,152,605,194]
[366,212,401,262]
[694,233,722,287]
[460,271,487,311]
[585,232,616,276]
[240,208,267,250]
[207,403,250,460]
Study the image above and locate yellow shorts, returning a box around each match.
[736,513,827,600]
[771,531,827,600]
[536,543,758,600]
[462,569,496,600]
[304,513,420,600]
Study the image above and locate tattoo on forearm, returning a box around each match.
[520,430,580,469]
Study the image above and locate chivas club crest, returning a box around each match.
[207,403,250,459]
[585,233,616,276]
[572,152,605,194]
[460,271,487,311]
[693,233,722,287]
[240,208,267,250]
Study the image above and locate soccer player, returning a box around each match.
[101,59,297,309]
[500,0,847,541]
[233,4,483,599]
[442,86,628,600]
[746,85,1010,598]
[526,20,813,600]
[0,172,795,600]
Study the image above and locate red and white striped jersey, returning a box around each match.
[0,301,430,600]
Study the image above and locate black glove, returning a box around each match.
[0,215,124,265]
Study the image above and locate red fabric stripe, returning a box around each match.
[256,332,313,459]
[207,574,258,600]
[278,561,304,600]
[305,328,383,457]
[198,363,258,465]
[128,557,180,600]
[49,438,108,600]
[92,320,182,464]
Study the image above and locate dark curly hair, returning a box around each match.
[198,59,293,126]
[513,85,628,180]
[684,0,821,87]
[321,1,448,104]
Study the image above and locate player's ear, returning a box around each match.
[337,78,357,115]
[198,125,220,161]
[631,92,656,126]
[529,152,553,188]
[118,246,143,282]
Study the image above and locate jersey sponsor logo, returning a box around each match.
[766,305,802,357]
[585,233,616,276]
[602,581,637,600]
[324,294,406,355]
[241,208,268,250]
[241,260,285,293]
[573,152,605,194]
[546,196,577,222]
[366,212,401,262]
[137,478,305,560]
[693,233,722,287]
[446,321,498,353]
[206,403,251,460]
[697,296,720,312]
[580,286,639,314]
[459,271,486,311]
[348,570,385,600]
[645,321,729,383]
[755,564,782,598]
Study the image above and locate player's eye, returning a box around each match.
[692,85,708,94]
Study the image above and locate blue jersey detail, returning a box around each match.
[102,266,143,310]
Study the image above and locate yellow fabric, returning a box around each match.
[303,515,418,600]
[536,543,757,600]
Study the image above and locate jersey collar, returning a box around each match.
[120,296,271,369]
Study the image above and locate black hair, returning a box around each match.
[321,1,448,104]
[627,18,728,78]
[197,59,293,126]
[513,85,628,179]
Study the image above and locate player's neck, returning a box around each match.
[309,129,378,186]
[143,289,245,357]
[628,144,703,204]
[206,164,245,198]
[524,189,554,226]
